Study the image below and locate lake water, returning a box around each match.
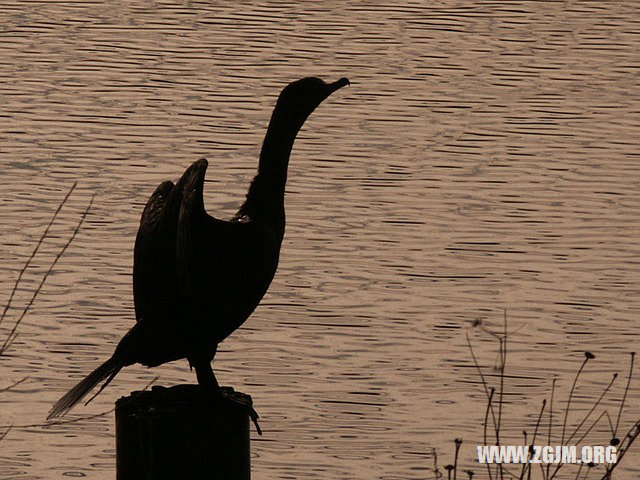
[1,1,639,479]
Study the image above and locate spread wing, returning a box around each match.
[133,159,226,325]
[133,177,185,325]
[133,158,275,348]
[175,159,273,322]
[133,180,173,324]
[175,159,234,299]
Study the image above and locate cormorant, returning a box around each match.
[48,76,349,419]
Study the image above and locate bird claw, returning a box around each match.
[220,387,262,436]
[207,386,262,436]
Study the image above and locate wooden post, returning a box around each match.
[116,385,251,480]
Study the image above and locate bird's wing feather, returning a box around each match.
[133,180,174,323]
[135,159,272,348]
[175,159,221,297]
[175,159,257,301]
[133,178,185,324]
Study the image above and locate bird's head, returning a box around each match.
[274,76,349,130]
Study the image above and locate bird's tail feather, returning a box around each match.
[47,356,123,420]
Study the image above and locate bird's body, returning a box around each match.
[129,163,282,369]
[48,76,348,419]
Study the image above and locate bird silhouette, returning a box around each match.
[48,76,349,420]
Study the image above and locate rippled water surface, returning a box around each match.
[1,1,639,479]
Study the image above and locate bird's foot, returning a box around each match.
[203,386,262,436]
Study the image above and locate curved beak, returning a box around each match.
[328,77,350,94]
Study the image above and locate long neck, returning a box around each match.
[237,106,303,222]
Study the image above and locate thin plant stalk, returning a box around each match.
[603,410,615,436]
[560,355,592,445]
[603,420,640,479]
[484,388,494,480]
[573,463,583,480]
[453,438,462,480]
[0,376,28,394]
[613,352,635,440]
[1,193,95,353]
[462,316,640,480]
[519,399,545,480]
[602,362,640,479]
[0,182,77,331]
[433,448,441,480]
[497,311,507,480]
[566,373,617,444]
[544,378,556,480]
[467,332,500,437]
[549,411,607,480]
[495,334,505,480]
[0,375,159,431]
[473,315,508,480]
